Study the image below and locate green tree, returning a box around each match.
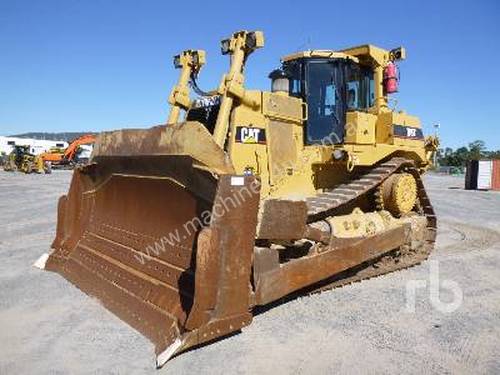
[485,150,500,159]
[468,140,486,160]
[437,140,499,167]
[455,147,470,166]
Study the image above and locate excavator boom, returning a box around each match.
[40,134,96,168]
[63,134,96,161]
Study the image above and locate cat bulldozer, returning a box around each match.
[3,145,51,174]
[37,30,438,366]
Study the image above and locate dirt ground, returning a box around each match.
[0,171,499,374]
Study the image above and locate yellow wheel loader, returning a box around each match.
[3,145,50,174]
[38,30,438,366]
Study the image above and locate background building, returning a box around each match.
[0,136,68,155]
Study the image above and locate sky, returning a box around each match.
[1,0,499,150]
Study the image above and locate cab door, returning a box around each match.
[305,60,345,145]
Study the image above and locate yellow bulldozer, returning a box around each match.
[37,30,438,366]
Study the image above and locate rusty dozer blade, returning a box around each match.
[43,121,261,366]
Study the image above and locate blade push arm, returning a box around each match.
[167,49,206,124]
[212,30,264,148]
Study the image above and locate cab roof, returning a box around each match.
[281,44,396,66]
[281,50,359,63]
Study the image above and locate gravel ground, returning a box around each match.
[0,171,499,374]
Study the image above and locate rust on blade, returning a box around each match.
[47,168,203,352]
[177,175,260,352]
[93,121,235,175]
[46,126,261,358]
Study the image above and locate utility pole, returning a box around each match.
[433,123,440,168]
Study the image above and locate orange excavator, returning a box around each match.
[41,134,96,168]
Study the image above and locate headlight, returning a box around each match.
[192,53,199,66]
[245,32,259,49]
[220,39,231,55]
[333,149,345,160]
[173,55,181,69]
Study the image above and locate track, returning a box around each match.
[304,157,437,292]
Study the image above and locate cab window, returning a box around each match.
[305,61,344,145]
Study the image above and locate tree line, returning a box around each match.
[437,140,500,167]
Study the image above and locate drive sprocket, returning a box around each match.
[377,172,417,217]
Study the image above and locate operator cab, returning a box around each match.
[274,51,375,145]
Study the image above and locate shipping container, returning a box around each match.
[477,160,492,189]
[465,160,478,190]
[492,159,500,191]
[465,159,500,191]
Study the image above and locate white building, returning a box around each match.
[0,136,68,156]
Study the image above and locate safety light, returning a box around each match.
[268,69,289,94]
